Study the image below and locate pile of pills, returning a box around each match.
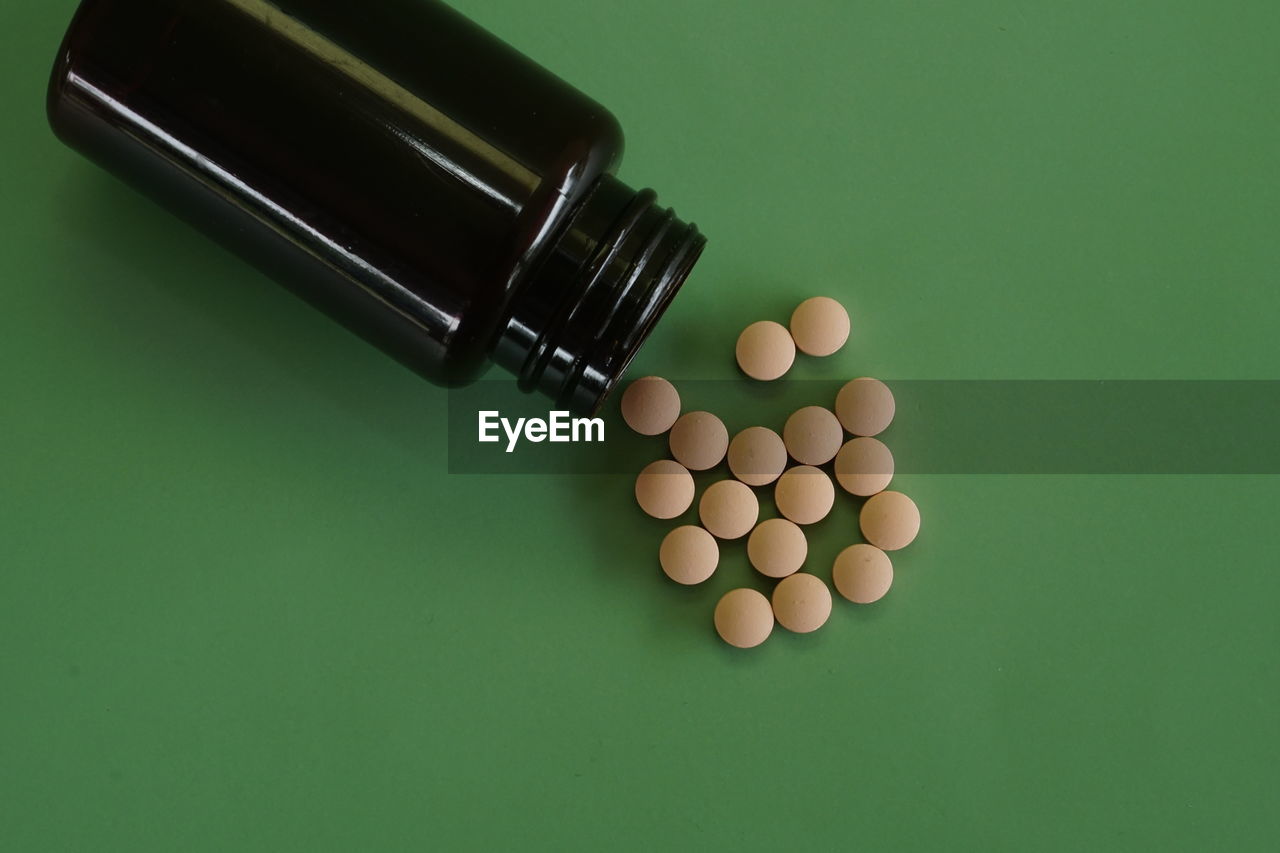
[623,297,922,649]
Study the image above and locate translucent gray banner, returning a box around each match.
[447,380,1280,474]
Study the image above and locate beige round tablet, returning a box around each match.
[789,296,850,357]
[727,426,788,486]
[698,479,759,540]
[833,437,894,497]
[859,490,921,551]
[714,588,774,649]
[735,320,796,381]
[773,465,835,525]
[835,377,895,437]
[659,525,719,585]
[832,544,893,604]
[634,459,695,519]
[771,573,832,633]
[782,406,844,465]
[668,411,729,471]
[620,376,681,436]
[746,518,807,579]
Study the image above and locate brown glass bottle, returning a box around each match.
[47,0,705,413]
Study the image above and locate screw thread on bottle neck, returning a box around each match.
[494,174,705,414]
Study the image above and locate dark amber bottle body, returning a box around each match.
[48,0,705,413]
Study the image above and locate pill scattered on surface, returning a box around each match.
[835,377,895,437]
[860,490,921,551]
[735,320,796,381]
[668,411,729,471]
[833,436,894,497]
[773,465,835,525]
[782,406,844,466]
[659,525,719,585]
[699,479,760,540]
[634,459,695,519]
[771,572,832,633]
[832,544,893,604]
[747,517,807,579]
[622,301,922,649]
[714,587,774,648]
[620,376,681,436]
[789,296,850,357]
[727,426,788,486]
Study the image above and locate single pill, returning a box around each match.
[783,406,844,465]
[747,517,808,579]
[634,459,695,519]
[714,588,774,649]
[860,490,921,551]
[659,525,719,585]
[771,572,832,633]
[773,465,835,525]
[835,377,895,437]
[833,437,895,497]
[727,426,788,486]
[832,544,894,604]
[669,411,729,471]
[620,376,681,436]
[789,296,850,357]
[735,320,796,381]
[699,479,760,540]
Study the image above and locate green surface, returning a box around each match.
[3,1,1279,850]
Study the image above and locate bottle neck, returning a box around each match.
[492,174,705,415]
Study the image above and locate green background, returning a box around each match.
[3,1,1278,850]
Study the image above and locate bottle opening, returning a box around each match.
[494,175,706,415]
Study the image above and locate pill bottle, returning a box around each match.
[47,0,706,413]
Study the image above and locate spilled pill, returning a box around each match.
[859,490,920,551]
[714,588,774,648]
[669,411,729,471]
[699,479,760,540]
[771,572,832,633]
[835,377,895,437]
[832,544,893,604]
[727,426,788,486]
[620,376,681,436]
[635,459,695,519]
[659,525,719,585]
[747,517,807,579]
[735,320,795,381]
[774,465,835,525]
[833,436,894,497]
[783,405,844,466]
[789,296,850,357]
